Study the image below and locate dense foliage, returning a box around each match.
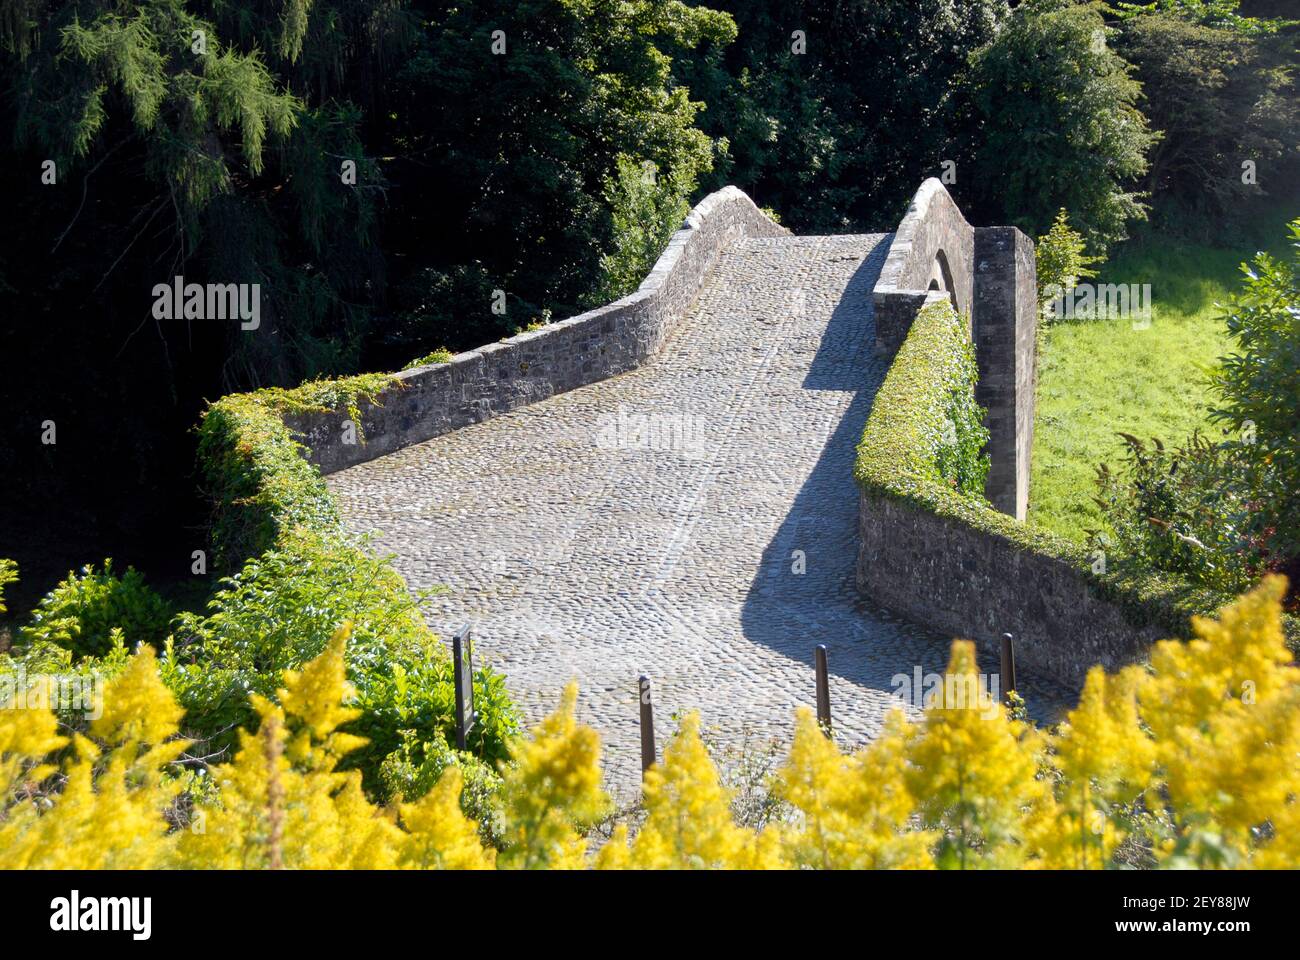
[1035,210,1103,317]
[1,366,523,792]
[1094,433,1271,593]
[195,373,395,569]
[1210,221,1300,566]
[3,578,1297,868]
[856,302,990,503]
[966,0,1156,249]
[0,549,518,798]
[680,0,1008,232]
[4,0,1295,591]
[1094,222,1300,603]
[375,0,738,356]
[19,561,173,659]
[168,533,517,785]
[1115,1,1300,240]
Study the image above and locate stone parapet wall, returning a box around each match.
[286,186,787,475]
[871,179,1037,521]
[857,493,1162,686]
[856,191,1230,688]
[973,226,1038,521]
[872,177,975,355]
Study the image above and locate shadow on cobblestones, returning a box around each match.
[328,233,1073,800]
[740,241,1072,743]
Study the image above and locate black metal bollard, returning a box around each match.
[638,674,656,777]
[1000,633,1017,703]
[815,644,831,737]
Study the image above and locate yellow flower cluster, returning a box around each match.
[2,579,1297,869]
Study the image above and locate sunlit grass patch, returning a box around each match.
[1028,236,1266,542]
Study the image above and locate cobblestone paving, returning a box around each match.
[329,235,1071,800]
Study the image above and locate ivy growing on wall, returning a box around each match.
[934,335,991,498]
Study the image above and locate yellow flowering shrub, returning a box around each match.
[774,709,932,869]
[906,640,1051,869]
[1138,577,1300,866]
[597,712,783,869]
[1032,665,1152,868]
[1,578,1297,869]
[1,646,187,869]
[497,681,608,869]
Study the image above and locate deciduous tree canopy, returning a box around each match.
[0,0,1294,596]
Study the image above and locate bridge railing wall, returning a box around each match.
[854,300,1170,685]
[282,187,787,475]
[872,177,976,354]
[872,178,1036,520]
[856,183,1274,685]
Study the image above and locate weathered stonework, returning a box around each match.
[872,178,975,355]
[285,187,787,475]
[973,226,1037,521]
[856,493,1162,686]
[855,181,1173,688]
[328,234,1072,799]
[871,179,1037,521]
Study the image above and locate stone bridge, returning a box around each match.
[319,184,1068,799]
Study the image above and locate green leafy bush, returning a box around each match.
[378,731,506,847]
[187,372,520,794]
[1035,209,1102,318]
[196,396,342,573]
[0,629,133,740]
[1210,221,1300,565]
[20,560,172,659]
[0,542,522,794]
[170,531,435,679]
[165,532,518,795]
[0,560,135,736]
[1092,432,1276,593]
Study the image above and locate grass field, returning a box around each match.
[1027,236,1263,543]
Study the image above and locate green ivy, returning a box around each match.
[185,368,520,794]
[20,560,172,659]
[196,372,396,570]
[855,302,993,503]
[854,300,1298,646]
[936,331,991,497]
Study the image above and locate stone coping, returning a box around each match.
[284,186,787,474]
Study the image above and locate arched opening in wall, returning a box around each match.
[929,249,958,311]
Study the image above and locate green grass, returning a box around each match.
[1029,236,1259,543]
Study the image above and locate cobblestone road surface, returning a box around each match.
[329,235,1069,799]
